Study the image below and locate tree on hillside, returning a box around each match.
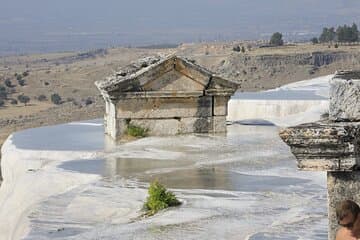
[270,32,284,46]
[17,94,30,106]
[336,23,359,42]
[4,79,14,88]
[319,27,336,43]
[18,78,26,86]
[351,23,359,41]
[51,93,62,105]
[0,85,7,100]
[311,37,319,44]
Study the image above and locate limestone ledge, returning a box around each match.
[279,120,360,171]
[329,70,360,121]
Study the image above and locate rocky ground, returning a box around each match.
[1,41,360,164]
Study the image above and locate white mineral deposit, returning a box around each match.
[0,75,331,240]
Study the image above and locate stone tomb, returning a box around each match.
[96,55,238,140]
[280,70,360,240]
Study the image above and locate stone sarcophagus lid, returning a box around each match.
[280,70,360,240]
[95,55,238,140]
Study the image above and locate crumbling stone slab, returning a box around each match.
[128,116,226,136]
[116,97,213,119]
[279,121,360,171]
[330,70,360,121]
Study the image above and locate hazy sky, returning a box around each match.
[1,0,360,54]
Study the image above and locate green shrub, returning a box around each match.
[270,32,284,46]
[18,79,26,86]
[17,94,30,106]
[126,123,148,137]
[144,181,181,215]
[4,79,13,88]
[37,94,47,101]
[0,84,7,99]
[51,93,62,105]
[232,45,241,52]
[311,37,319,44]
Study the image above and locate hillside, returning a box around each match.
[1,42,360,156]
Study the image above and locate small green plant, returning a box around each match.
[311,37,319,44]
[144,181,181,216]
[17,94,30,106]
[18,79,26,86]
[37,94,47,101]
[126,123,148,137]
[270,32,284,46]
[232,45,241,52]
[51,93,62,105]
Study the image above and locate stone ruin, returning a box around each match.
[280,70,360,240]
[95,55,238,140]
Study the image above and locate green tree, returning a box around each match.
[17,94,30,106]
[18,79,26,86]
[4,79,13,88]
[51,93,62,105]
[311,37,319,44]
[319,27,336,42]
[336,24,359,42]
[351,23,359,42]
[37,94,47,101]
[0,85,7,100]
[232,45,241,52]
[270,32,284,46]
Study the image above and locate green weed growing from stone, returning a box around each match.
[144,181,181,216]
[126,124,148,138]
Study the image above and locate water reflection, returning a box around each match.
[59,124,306,192]
[12,120,104,151]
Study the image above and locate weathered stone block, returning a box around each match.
[212,116,227,132]
[129,116,224,136]
[130,119,182,136]
[116,97,213,119]
[213,96,229,116]
[329,71,360,121]
[327,171,360,240]
[279,121,360,171]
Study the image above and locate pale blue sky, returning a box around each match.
[1,0,360,54]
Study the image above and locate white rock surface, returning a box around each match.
[329,70,360,121]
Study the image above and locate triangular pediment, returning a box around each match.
[142,69,206,91]
[134,56,212,92]
[96,55,238,99]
